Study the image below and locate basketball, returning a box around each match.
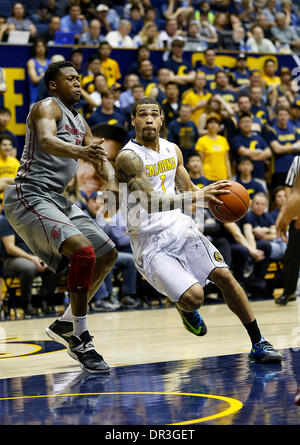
[208,181,250,223]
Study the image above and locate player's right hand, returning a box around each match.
[78,140,107,163]
[200,180,231,205]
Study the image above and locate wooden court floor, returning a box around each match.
[1,298,300,425]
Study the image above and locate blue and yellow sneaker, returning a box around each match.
[248,337,282,364]
[175,304,207,336]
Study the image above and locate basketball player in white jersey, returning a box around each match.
[115,97,282,364]
[4,61,117,373]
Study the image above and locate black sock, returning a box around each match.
[244,319,262,345]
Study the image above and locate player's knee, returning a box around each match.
[179,284,204,311]
[96,248,118,271]
[210,267,236,290]
[67,245,96,293]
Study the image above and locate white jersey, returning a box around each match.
[120,137,188,235]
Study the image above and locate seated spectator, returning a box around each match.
[231,112,271,187]
[122,83,145,133]
[262,0,277,27]
[133,21,159,49]
[128,4,144,38]
[149,68,171,104]
[271,12,300,52]
[235,0,258,27]
[0,107,18,156]
[87,73,108,111]
[236,156,266,199]
[270,185,287,220]
[0,215,65,317]
[106,19,136,48]
[157,18,181,49]
[95,3,120,36]
[196,10,218,50]
[84,193,139,310]
[184,20,208,52]
[119,74,140,109]
[246,24,276,53]
[111,82,122,108]
[60,4,88,42]
[265,106,300,188]
[7,2,37,40]
[196,48,220,91]
[225,94,262,141]
[290,98,300,135]
[79,18,105,46]
[40,16,61,44]
[97,41,122,89]
[195,113,232,181]
[238,69,269,107]
[87,88,127,129]
[81,54,102,93]
[254,12,274,39]
[281,0,299,28]
[47,0,69,18]
[161,81,181,127]
[214,12,231,45]
[0,135,20,200]
[261,58,281,91]
[126,45,152,77]
[181,72,212,127]
[70,47,86,79]
[167,104,199,164]
[163,37,196,89]
[186,151,212,189]
[26,37,51,108]
[0,15,13,43]
[229,54,251,90]
[211,70,238,105]
[250,86,270,125]
[274,67,295,106]
[243,192,286,295]
[198,94,234,136]
[143,5,166,31]
[137,59,159,97]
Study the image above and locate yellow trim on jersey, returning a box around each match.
[145,157,176,177]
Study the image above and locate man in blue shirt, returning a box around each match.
[168,104,199,165]
[61,4,88,41]
[225,94,262,141]
[230,54,251,89]
[195,48,220,91]
[236,156,266,199]
[186,152,212,188]
[87,89,127,129]
[211,70,237,105]
[231,112,272,185]
[137,59,159,97]
[265,105,300,188]
[250,86,270,125]
[163,36,196,95]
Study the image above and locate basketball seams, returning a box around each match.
[226,189,249,211]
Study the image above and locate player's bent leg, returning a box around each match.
[88,248,118,302]
[210,267,282,364]
[175,283,207,337]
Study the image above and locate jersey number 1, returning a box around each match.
[160,174,166,193]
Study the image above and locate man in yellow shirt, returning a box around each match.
[261,58,281,90]
[195,113,232,181]
[98,41,122,88]
[181,72,212,127]
[0,135,20,200]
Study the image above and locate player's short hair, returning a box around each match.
[131,98,162,117]
[44,61,75,89]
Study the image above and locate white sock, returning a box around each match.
[59,304,73,323]
[72,314,88,338]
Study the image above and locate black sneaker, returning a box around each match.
[275,292,296,305]
[248,337,283,364]
[45,319,73,347]
[68,330,110,373]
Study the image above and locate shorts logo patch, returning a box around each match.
[214,251,223,262]
[51,225,61,240]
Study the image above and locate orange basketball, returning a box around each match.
[208,181,250,223]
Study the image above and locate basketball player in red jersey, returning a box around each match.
[115,97,282,364]
[4,61,118,373]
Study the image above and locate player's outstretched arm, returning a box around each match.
[31,99,107,164]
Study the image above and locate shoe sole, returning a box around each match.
[45,327,71,348]
[67,348,111,373]
[248,354,282,364]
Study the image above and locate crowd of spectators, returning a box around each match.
[1,0,300,318]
